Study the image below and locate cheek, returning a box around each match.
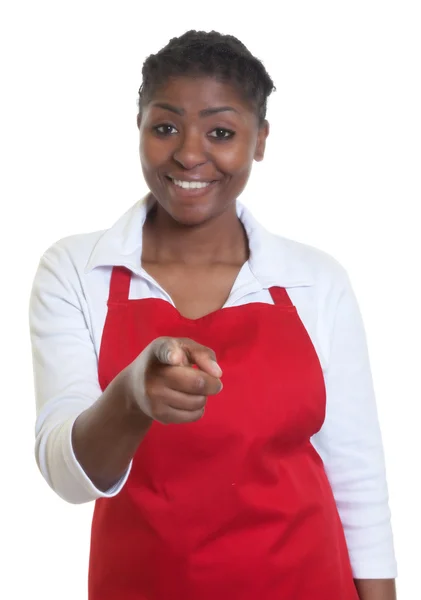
[139,138,154,169]
[217,143,255,175]
[139,135,167,169]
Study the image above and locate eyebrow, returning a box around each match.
[152,102,240,117]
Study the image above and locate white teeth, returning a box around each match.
[172,178,211,189]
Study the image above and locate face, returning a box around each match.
[137,76,269,226]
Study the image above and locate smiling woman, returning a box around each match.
[29,30,397,600]
[138,78,268,226]
[135,31,272,229]
[138,88,269,225]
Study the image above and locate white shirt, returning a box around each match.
[29,194,397,579]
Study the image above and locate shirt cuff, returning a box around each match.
[350,559,398,579]
[45,415,132,504]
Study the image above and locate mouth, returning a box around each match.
[165,175,219,197]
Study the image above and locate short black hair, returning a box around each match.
[138,30,276,125]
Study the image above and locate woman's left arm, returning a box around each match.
[310,268,398,590]
[354,578,396,599]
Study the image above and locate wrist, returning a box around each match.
[111,368,152,429]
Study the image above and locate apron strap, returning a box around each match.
[269,287,294,307]
[108,266,132,304]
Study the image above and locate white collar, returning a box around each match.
[85,194,314,288]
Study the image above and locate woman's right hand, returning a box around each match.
[124,337,224,425]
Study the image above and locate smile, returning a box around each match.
[167,177,214,189]
[166,175,219,198]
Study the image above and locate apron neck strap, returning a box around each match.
[269,287,294,307]
[108,266,131,303]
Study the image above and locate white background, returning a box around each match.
[1,1,420,598]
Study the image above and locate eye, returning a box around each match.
[153,124,178,136]
[208,128,235,140]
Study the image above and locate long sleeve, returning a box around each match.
[311,271,397,579]
[29,244,131,504]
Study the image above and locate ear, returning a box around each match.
[137,112,142,129]
[254,120,270,162]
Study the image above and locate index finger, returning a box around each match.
[178,339,223,378]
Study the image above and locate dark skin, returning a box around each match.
[138,76,268,319]
[72,76,396,599]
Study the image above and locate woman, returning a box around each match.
[30,30,397,599]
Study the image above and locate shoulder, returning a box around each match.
[272,231,350,292]
[240,202,349,293]
[36,198,148,279]
[40,230,106,269]
[267,233,356,339]
[34,230,108,293]
[268,235,362,367]
[28,231,108,317]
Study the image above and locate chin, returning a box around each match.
[167,204,216,227]
[148,185,236,227]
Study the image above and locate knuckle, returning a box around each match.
[207,348,217,361]
[177,337,194,344]
[154,338,175,363]
[192,376,205,392]
[192,408,205,421]
[179,338,213,354]
[144,378,159,400]
[189,396,206,411]
[149,403,161,419]
[205,379,222,395]
[196,395,207,408]
[154,406,170,424]
[146,392,167,419]
[196,346,215,359]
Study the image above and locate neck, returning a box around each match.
[142,199,249,267]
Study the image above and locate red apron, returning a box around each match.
[89,266,359,599]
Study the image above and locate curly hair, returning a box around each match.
[138,30,276,125]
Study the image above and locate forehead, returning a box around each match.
[146,76,255,116]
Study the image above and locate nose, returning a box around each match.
[173,130,208,170]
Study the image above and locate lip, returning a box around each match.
[167,175,217,183]
[165,176,219,197]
